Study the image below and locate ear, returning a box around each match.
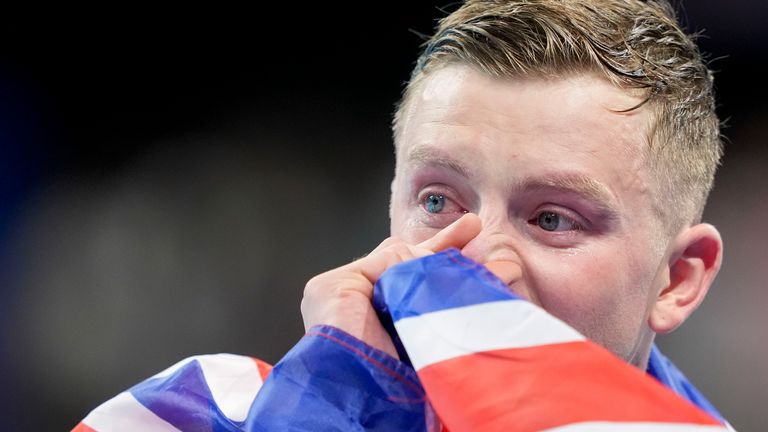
[648,223,723,334]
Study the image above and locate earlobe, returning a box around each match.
[649,223,723,334]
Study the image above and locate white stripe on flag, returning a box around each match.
[197,354,264,422]
[81,391,180,432]
[148,354,264,422]
[544,422,729,431]
[150,357,194,379]
[394,300,584,370]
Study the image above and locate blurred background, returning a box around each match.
[1,2,765,430]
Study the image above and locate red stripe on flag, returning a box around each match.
[417,341,720,432]
[252,357,273,381]
[71,422,97,432]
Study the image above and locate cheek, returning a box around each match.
[527,249,647,348]
[527,246,660,358]
[390,187,444,244]
[532,252,621,325]
[396,223,440,245]
[390,202,438,244]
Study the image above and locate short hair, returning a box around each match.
[392,0,722,233]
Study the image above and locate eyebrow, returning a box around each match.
[406,146,473,178]
[518,174,619,219]
[407,145,619,216]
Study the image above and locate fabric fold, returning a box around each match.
[75,249,732,431]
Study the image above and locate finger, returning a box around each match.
[347,242,431,285]
[341,214,482,287]
[419,213,482,252]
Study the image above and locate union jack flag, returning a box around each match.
[74,249,733,431]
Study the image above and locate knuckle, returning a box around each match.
[331,274,367,297]
[378,247,399,264]
[385,243,413,262]
[303,271,368,300]
[303,273,326,297]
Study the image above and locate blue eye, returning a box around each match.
[534,211,579,232]
[537,212,559,231]
[425,194,445,213]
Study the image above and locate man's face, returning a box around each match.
[390,64,670,366]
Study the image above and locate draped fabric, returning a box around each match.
[74,249,733,431]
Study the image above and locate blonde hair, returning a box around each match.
[393,0,722,231]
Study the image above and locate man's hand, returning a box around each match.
[300,213,482,358]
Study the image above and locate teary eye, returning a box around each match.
[425,194,445,213]
[538,212,559,231]
[417,188,468,221]
[531,211,580,232]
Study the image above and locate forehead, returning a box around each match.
[398,65,648,159]
[396,65,651,181]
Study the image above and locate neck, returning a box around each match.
[627,328,656,370]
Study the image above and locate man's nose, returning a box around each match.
[461,219,521,264]
[483,261,523,287]
[460,222,530,299]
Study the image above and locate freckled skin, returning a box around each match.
[390,65,669,367]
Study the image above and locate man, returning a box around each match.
[75,1,731,430]
[306,0,723,370]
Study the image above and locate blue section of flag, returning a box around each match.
[131,359,241,431]
[244,325,435,432]
[647,345,726,424]
[373,247,519,323]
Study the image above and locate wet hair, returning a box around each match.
[393,0,722,231]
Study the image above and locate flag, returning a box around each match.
[373,248,731,431]
[74,355,273,432]
[74,248,733,431]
